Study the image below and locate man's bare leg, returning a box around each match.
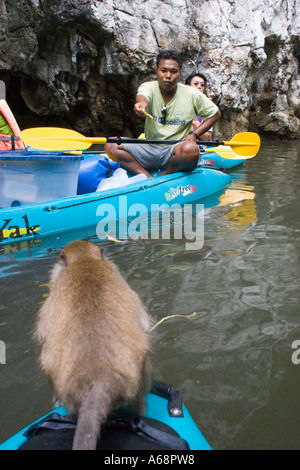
[105,142,153,178]
[159,141,199,176]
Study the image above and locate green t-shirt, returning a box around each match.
[0,114,13,135]
[137,81,218,140]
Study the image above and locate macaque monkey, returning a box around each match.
[35,240,152,450]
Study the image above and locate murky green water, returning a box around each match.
[0,138,300,450]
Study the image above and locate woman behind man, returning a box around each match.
[185,73,213,142]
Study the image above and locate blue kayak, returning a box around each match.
[0,151,231,246]
[200,147,246,169]
[0,381,211,451]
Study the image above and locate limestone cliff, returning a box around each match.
[0,0,299,139]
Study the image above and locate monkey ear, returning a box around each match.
[59,253,67,266]
[99,246,104,258]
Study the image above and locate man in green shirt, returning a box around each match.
[105,50,221,178]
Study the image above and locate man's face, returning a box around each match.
[156,59,181,93]
[189,76,206,92]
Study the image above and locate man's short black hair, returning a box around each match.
[157,50,183,69]
[185,72,207,86]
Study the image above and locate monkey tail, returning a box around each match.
[72,381,114,450]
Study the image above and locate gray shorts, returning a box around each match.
[122,142,182,170]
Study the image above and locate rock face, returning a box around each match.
[0,0,299,139]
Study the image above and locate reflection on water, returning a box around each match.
[219,181,257,235]
[0,139,300,449]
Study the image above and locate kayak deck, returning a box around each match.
[0,382,211,451]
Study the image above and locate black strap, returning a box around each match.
[24,413,76,438]
[151,380,184,417]
[107,416,189,450]
[106,163,112,178]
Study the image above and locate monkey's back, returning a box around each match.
[36,258,151,412]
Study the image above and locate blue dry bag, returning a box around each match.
[77,155,120,195]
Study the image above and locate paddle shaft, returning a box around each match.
[73,136,257,148]
[36,135,222,146]
[107,137,221,146]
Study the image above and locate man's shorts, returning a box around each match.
[122,142,183,170]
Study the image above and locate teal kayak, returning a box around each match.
[0,151,231,246]
[200,150,246,169]
[199,146,246,170]
[0,381,211,451]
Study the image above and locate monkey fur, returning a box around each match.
[35,240,152,450]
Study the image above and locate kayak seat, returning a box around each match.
[19,412,189,451]
[18,381,189,451]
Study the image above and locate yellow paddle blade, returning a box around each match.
[20,127,108,151]
[204,146,247,160]
[224,132,260,157]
